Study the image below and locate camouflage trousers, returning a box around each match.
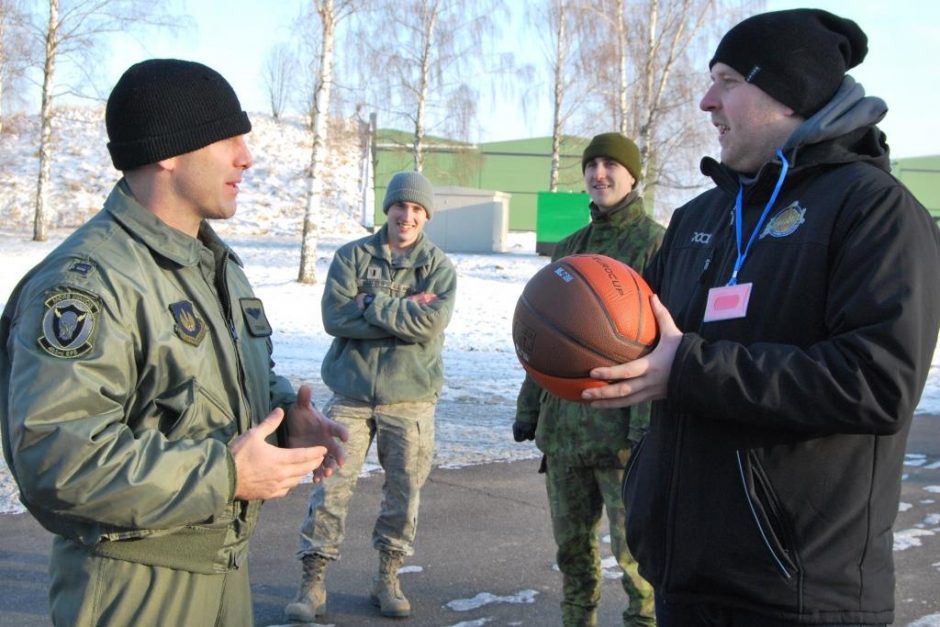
[545,457,656,627]
[297,395,436,560]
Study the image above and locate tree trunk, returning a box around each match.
[548,0,567,192]
[33,0,58,242]
[616,0,628,137]
[0,5,6,136]
[298,0,336,284]
[413,0,438,173]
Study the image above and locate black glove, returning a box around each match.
[512,420,536,442]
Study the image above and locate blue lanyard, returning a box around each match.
[728,149,790,286]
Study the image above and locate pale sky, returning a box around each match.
[97,1,939,158]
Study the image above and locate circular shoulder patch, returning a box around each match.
[38,290,100,359]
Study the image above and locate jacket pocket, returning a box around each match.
[736,449,799,579]
[622,434,647,505]
[153,378,237,442]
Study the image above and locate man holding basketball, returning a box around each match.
[514,132,663,626]
[583,9,940,626]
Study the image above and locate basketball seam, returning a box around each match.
[517,294,646,376]
[564,258,648,349]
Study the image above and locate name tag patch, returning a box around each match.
[240,298,272,337]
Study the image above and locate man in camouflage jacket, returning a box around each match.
[514,133,663,626]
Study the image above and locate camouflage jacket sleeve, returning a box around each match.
[515,374,542,424]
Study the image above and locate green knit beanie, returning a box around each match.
[383,171,435,218]
[581,132,642,181]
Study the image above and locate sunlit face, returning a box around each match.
[386,201,429,252]
[164,135,253,225]
[700,63,803,174]
[583,157,636,210]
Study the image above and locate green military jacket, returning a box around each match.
[0,180,295,574]
[321,225,456,405]
[515,191,664,467]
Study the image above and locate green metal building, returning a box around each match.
[893,155,940,222]
[373,130,590,231]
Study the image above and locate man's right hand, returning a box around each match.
[229,408,326,501]
[512,420,536,442]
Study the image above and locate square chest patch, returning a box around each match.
[169,301,207,347]
[240,298,272,337]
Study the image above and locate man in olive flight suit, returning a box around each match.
[0,59,347,626]
[514,133,663,626]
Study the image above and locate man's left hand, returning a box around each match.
[285,384,349,482]
[581,295,682,408]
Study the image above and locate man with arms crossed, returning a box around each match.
[287,171,456,621]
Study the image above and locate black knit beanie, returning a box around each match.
[581,132,642,181]
[709,9,868,118]
[106,59,252,170]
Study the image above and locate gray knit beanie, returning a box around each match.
[382,171,435,218]
[106,58,251,170]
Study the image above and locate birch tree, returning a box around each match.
[578,0,748,218]
[547,0,569,192]
[359,0,507,171]
[26,0,181,241]
[533,0,593,191]
[297,0,361,284]
[262,42,297,120]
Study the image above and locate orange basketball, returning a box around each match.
[512,254,658,402]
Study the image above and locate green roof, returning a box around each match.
[893,155,940,215]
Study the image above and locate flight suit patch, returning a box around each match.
[240,298,272,337]
[169,301,207,346]
[38,289,100,358]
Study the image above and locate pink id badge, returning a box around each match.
[703,283,752,322]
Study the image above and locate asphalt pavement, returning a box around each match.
[2,415,939,626]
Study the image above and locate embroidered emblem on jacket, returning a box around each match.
[38,289,100,358]
[760,202,806,239]
[240,297,272,337]
[169,301,207,346]
[691,232,712,244]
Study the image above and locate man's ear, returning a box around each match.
[156,155,177,172]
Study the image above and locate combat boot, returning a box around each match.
[284,554,329,622]
[369,549,411,618]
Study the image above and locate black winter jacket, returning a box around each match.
[624,79,940,623]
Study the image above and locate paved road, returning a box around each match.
[2,415,939,626]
